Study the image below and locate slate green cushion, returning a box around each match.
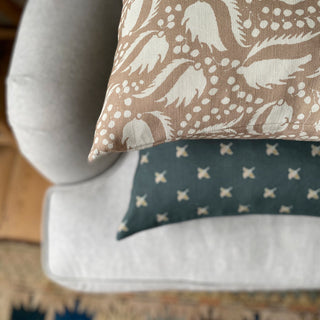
[117,140,320,240]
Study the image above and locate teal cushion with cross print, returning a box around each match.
[117,140,320,240]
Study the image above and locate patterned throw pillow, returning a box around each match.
[117,140,320,239]
[89,0,320,159]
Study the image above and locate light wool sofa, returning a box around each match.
[6,0,320,292]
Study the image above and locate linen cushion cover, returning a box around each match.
[89,0,320,159]
[117,140,320,239]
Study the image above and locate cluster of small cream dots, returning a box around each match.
[117,41,130,62]
[130,79,145,92]
[176,101,257,138]
[94,105,116,149]
[114,79,143,105]
[94,78,148,149]
[157,4,182,29]
[114,80,135,107]
[286,80,320,134]
[210,60,264,116]
[173,34,200,57]
[175,56,267,138]
[243,2,320,38]
[287,81,320,114]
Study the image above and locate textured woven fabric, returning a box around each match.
[90,0,320,158]
[118,139,320,239]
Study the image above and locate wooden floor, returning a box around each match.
[0,41,50,244]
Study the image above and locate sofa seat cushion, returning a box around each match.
[43,152,320,292]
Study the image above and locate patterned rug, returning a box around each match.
[1,241,320,320]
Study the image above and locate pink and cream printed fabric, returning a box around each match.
[89,0,320,159]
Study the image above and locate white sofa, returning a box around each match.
[6,0,320,292]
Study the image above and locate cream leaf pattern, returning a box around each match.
[139,0,161,30]
[134,58,192,99]
[246,32,320,61]
[182,1,227,52]
[148,111,174,140]
[307,67,320,79]
[121,0,144,37]
[247,101,277,135]
[197,114,244,135]
[221,0,247,47]
[247,101,293,135]
[125,34,169,75]
[237,54,312,89]
[113,30,155,74]
[157,65,207,107]
[122,118,155,149]
[262,102,293,134]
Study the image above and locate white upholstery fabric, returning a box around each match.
[8,0,320,292]
[43,152,320,292]
[6,0,122,183]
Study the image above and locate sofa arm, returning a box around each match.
[6,0,122,184]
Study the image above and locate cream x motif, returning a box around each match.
[118,221,128,232]
[157,213,169,223]
[242,167,255,179]
[220,187,233,198]
[197,167,210,180]
[311,145,320,157]
[279,205,293,214]
[288,168,301,180]
[155,171,167,184]
[140,152,149,164]
[176,145,188,158]
[197,206,209,216]
[238,204,250,213]
[264,188,277,199]
[307,188,320,200]
[266,143,279,156]
[220,143,233,156]
[177,189,189,202]
[136,194,148,207]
